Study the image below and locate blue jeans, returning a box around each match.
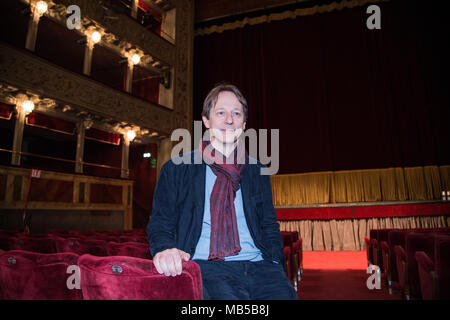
[193,259,298,300]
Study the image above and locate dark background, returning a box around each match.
[194,0,450,174]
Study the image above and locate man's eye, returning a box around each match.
[217,111,224,116]
[233,112,242,117]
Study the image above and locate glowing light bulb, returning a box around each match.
[22,100,35,114]
[131,54,141,65]
[126,130,136,141]
[36,1,48,15]
[91,31,101,44]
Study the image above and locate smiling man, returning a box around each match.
[147,83,297,300]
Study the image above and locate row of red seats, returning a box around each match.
[281,231,303,291]
[365,227,450,300]
[1,236,151,260]
[0,250,203,300]
[0,229,149,257]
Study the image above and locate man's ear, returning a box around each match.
[202,116,210,129]
[243,122,246,131]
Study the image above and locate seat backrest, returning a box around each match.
[281,231,296,249]
[298,238,303,264]
[55,237,86,255]
[434,234,450,299]
[9,236,56,254]
[387,229,410,280]
[107,242,152,259]
[283,246,292,280]
[414,251,434,300]
[0,235,13,251]
[82,239,109,256]
[0,250,82,300]
[96,235,120,242]
[119,235,147,243]
[78,254,203,300]
[405,232,436,298]
[376,229,391,243]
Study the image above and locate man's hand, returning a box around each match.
[153,248,191,277]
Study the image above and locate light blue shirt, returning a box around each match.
[192,166,263,261]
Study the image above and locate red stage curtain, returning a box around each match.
[194,0,450,174]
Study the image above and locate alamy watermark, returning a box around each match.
[366,263,381,290]
[366,5,381,30]
[170,121,280,175]
[66,265,81,290]
[66,5,81,30]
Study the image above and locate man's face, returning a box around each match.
[202,91,246,145]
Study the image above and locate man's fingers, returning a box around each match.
[153,254,164,274]
[173,254,183,276]
[154,249,190,277]
[181,251,191,261]
[162,253,176,276]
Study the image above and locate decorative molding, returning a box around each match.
[4,0,194,137]
[52,0,176,66]
[195,0,390,36]
[0,43,175,136]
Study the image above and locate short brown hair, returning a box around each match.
[202,82,248,121]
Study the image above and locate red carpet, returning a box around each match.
[297,251,403,300]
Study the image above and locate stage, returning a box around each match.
[276,200,450,251]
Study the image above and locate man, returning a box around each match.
[147,83,297,300]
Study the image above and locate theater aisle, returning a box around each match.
[297,251,402,300]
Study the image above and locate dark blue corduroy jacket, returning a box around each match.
[147,150,285,266]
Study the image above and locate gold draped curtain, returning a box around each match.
[271,165,450,206]
[279,215,450,251]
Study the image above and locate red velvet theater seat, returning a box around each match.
[394,244,407,299]
[0,250,82,300]
[387,230,409,283]
[96,235,120,242]
[78,254,203,300]
[415,235,450,300]
[396,232,436,300]
[107,241,152,259]
[281,231,298,249]
[0,235,13,251]
[364,236,372,267]
[55,237,87,255]
[405,232,436,299]
[298,238,303,278]
[435,235,450,299]
[119,235,147,243]
[381,229,409,293]
[81,239,109,256]
[371,229,391,273]
[292,239,303,282]
[415,251,435,300]
[283,246,293,287]
[8,236,56,254]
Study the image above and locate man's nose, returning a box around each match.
[225,112,233,124]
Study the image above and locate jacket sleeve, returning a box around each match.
[147,161,179,257]
[260,172,285,266]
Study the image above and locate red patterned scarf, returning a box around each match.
[199,139,248,260]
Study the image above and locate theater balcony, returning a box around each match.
[0,0,194,232]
